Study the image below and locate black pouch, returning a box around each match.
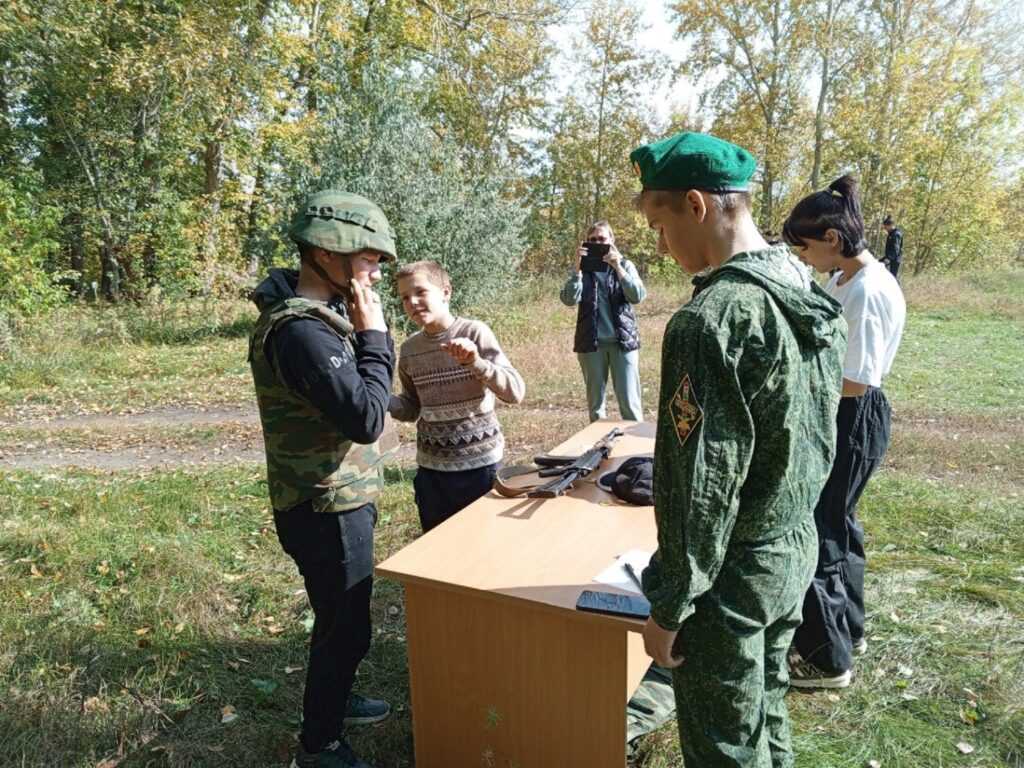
[337,503,376,589]
[599,456,654,506]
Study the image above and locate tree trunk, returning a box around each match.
[202,122,225,274]
[0,54,11,169]
[245,159,268,275]
[61,210,86,295]
[811,0,836,191]
[593,53,609,219]
[99,214,120,301]
[761,156,774,230]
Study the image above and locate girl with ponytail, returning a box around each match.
[783,175,907,690]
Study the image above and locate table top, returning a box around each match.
[376,420,657,628]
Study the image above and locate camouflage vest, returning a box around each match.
[248,297,398,513]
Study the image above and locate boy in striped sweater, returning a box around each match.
[389,261,525,532]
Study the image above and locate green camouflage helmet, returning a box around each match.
[289,190,397,261]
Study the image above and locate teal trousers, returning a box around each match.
[577,342,642,422]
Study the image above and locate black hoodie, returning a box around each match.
[250,268,394,445]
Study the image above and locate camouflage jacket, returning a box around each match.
[642,247,846,630]
[248,270,397,513]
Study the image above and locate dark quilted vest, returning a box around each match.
[573,269,640,353]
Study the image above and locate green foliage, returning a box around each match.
[311,64,525,323]
[0,177,65,316]
[524,0,665,273]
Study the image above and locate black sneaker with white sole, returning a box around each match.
[788,651,852,689]
[344,693,392,726]
[291,739,373,768]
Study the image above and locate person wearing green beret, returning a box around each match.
[631,132,846,767]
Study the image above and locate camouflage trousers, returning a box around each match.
[626,663,676,748]
[671,520,817,768]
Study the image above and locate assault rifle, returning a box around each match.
[494,427,623,499]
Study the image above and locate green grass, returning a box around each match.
[0,467,418,767]
[1,269,1023,766]
[886,316,1024,416]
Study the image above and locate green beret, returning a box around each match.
[629,132,757,192]
[289,190,397,261]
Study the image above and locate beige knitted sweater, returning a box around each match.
[388,317,525,471]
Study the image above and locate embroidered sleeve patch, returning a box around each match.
[671,374,703,446]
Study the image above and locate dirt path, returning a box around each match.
[0,405,259,431]
[0,406,262,471]
[2,403,1021,489]
[0,405,578,472]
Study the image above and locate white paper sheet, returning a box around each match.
[593,549,652,596]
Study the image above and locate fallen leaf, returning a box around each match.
[897,664,913,677]
[900,692,919,701]
[284,665,303,675]
[83,696,109,714]
[867,760,881,768]
[220,705,238,724]
[956,742,974,754]
[133,627,150,636]
[250,678,279,696]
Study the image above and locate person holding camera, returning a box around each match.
[560,221,646,422]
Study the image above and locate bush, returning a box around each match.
[291,64,525,327]
[0,177,67,317]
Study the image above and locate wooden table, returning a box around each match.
[376,420,658,768]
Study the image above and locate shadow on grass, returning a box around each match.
[1,617,413,767]
[128,315,257,346]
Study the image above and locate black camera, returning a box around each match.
[581,241,611,272]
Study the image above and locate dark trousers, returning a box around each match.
[413,463,498,533]
[794,388,891,675]
[274,502,376,753]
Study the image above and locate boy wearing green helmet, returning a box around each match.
[249,190,397,768]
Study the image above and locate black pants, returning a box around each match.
[413,463,498,533]
[793,388,891,675]
[274,502,376,753]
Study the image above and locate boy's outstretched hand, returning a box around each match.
[442,338,479,366]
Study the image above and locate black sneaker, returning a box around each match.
[291,739,374,768]
[344,693,391,726]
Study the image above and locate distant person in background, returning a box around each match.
[560,221,646,422]
[784,176,907,689]
[880,215,903,279]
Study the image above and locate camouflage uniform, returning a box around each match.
[249,191,397,762]
[641,247,845,768]
[249,295,396,514]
